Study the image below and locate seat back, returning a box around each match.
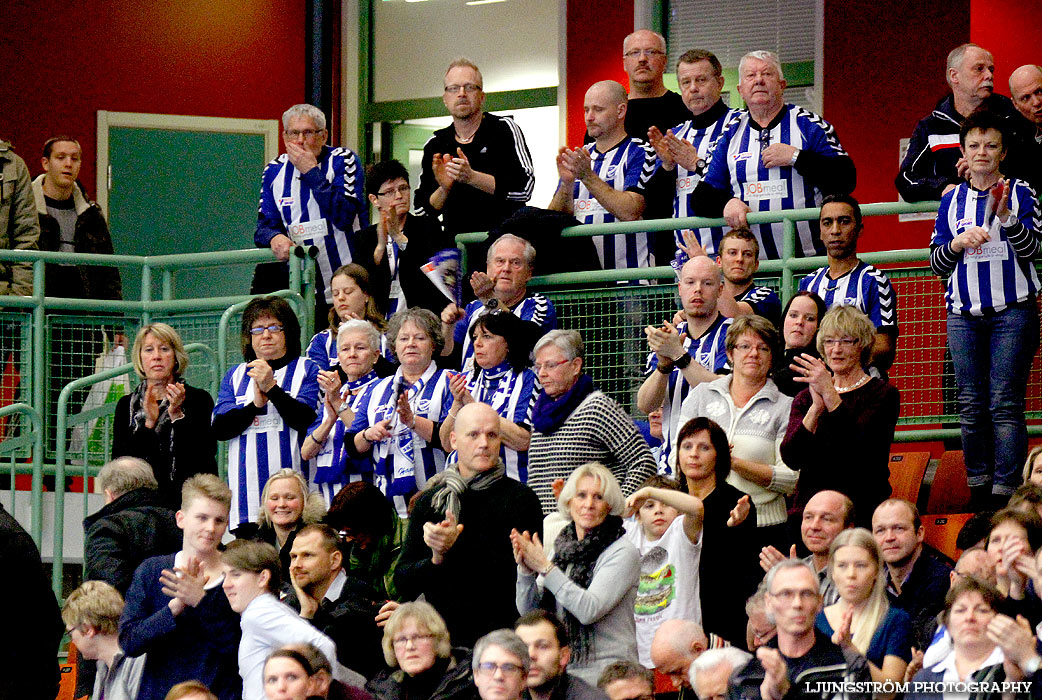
[888,451,930,504]
[925,450,971,514]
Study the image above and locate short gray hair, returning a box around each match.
[98,457,157,497]
[446,57,483,87]
[947,43,989,86]
[534,329,584,363]
[472,629,530,674]
[557,462,625,520]
[337,319,381,354]
[690,647,753,691]
[282,104,327,131]
[763,558,819,595]
[739,50,785,81]
[487,234,536,270]
[387,308,445,360]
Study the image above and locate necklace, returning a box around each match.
[835,374,870,393]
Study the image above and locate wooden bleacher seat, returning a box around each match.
[925,450,972,514]
[888,452,930,504]
[922,512,976,560]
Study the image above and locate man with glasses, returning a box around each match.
[620,30,690,143]
[414,58,534,238]
[798,194,897,375]
[254,103,367,326]
[474,629,532,700]
[728,560,870,700]
[356,159,452,315]
[441,233,556,372]
[692,51,856,261]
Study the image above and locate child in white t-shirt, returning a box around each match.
[624,475,704,668]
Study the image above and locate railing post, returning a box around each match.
[161,269,174,301]
[140,264,152,325]
[31,260,45,546]
[781,217,796,305]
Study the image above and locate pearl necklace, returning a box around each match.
[835,374,870,394]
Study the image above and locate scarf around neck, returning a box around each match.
[531,373,594,434]
[129,379,177,482]
[544,513,626,664]
[428,460,506,521]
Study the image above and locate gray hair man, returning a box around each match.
[649,619,709,690]
[474,629,532,700]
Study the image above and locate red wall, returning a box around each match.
[823,1,971,253]
[564,0,634,146]
[0,0,306,198]
[971,0,1042,82]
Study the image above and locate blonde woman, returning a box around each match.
[816,528,911,687]
[236,469,326,573]
[1022,445,1042,487]
[365,601,474,700]
[112,322,217,507]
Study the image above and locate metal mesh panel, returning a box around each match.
[0,312,33,457]
[150,311,241,390]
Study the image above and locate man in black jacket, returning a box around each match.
[395,403,543,647]
[287,523,386,679]
[84,457,181,593]
[515,610,608,700]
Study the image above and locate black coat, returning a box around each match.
[111,383,218,509]
[0,503,64,700]
[366,650,475,700]
[83,487,182,594]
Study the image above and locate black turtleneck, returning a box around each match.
[211,353,317,439]
[401,656,451,700]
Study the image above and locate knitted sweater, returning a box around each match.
[528,391,658,514]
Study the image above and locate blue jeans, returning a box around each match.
[948,305,1040,494]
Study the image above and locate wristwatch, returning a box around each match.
[695,158,707,174]
[484,298,502,312]
[790,149,801,166]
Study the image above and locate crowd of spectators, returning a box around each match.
[6,29,1042,700]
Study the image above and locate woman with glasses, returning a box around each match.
[526,330,657,514]
[214,296,321,529]
[356,160,453,317]
[781,306,900,527]
[366,602,474,700]
[677,315,795,549]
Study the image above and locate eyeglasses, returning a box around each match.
[392,633,434,648]
[477,662,523,677]
[624,49,665,59]
[769,589,819,602]
[249,324,285,336]
[444,84,482,94]
[821,337,858,347]
[734,342,771,354]
[284,129,324,139]
[378,184,411,198]
[534,359,570,373]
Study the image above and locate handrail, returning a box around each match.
[49,342,217,595]
[0,403,43,545]
[217,291,308,381]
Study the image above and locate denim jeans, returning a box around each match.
[948,305,1040,494]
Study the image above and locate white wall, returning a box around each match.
[373,0,559,102]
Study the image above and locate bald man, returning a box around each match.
[637,255,731,474]
[549,80,659,273]
[1008,64,1042,194]
[395,403,543,646]
[649,619,708,690]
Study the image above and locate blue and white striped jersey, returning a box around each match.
[702,105,848,259]
[644,315,732,475]
[214,357,322,526]
[306,328,393,369]
[256,145,368,304]
[799,261,898,330]
[931,179,1042,315]
[453,295,557,372]
[306,373,382,506]
[572,137,658,271]
[671,108,740,255]
[737,284,782,328]
[455,364,539,482]
[347,363,453,518]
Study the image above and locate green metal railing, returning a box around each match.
[0,403,44,544]
[455,199,1042,445]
